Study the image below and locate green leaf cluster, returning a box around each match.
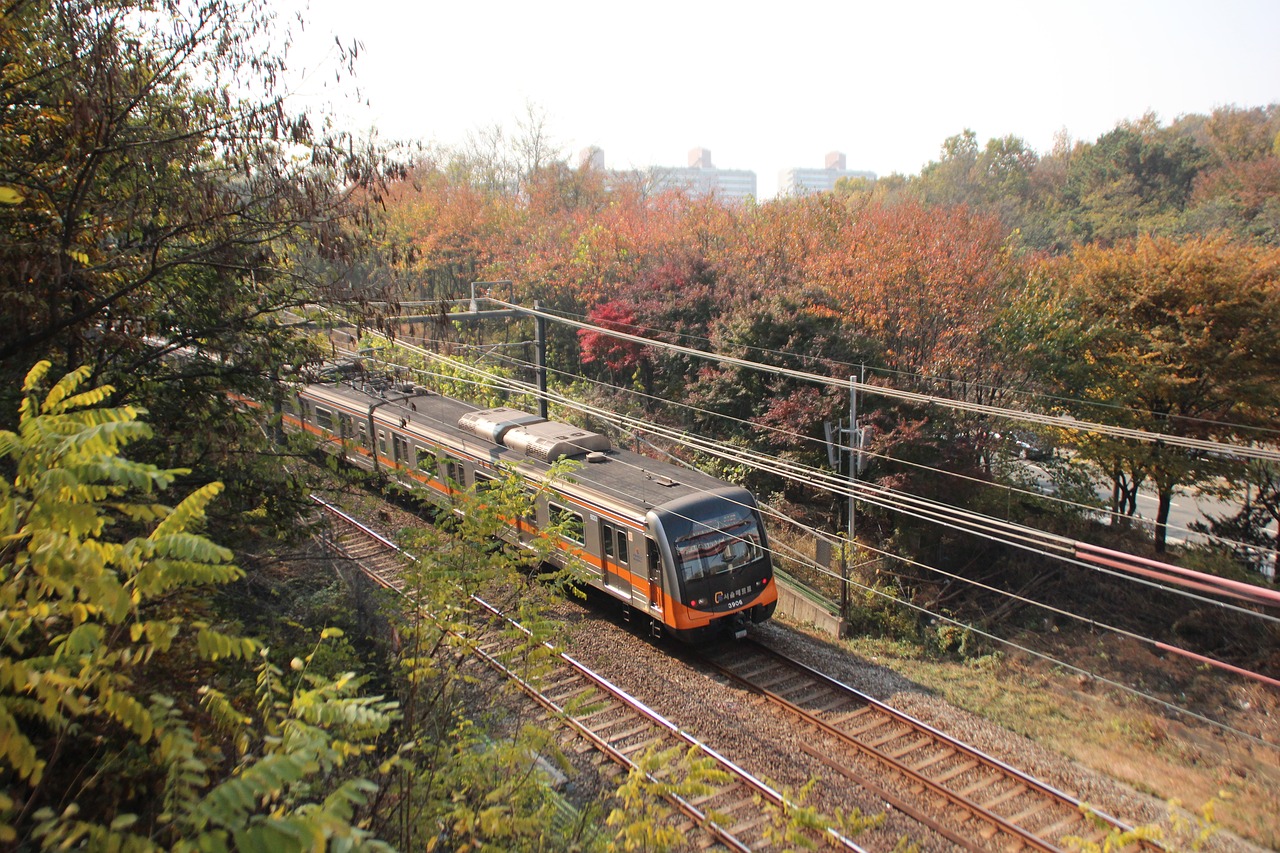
[0,362,397,849]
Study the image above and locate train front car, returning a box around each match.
[649,488,777,641]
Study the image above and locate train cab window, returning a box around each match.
[549,502,584,544]
[315,407,333,432]
[674,511,763,582]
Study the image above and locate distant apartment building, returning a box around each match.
[778,152,876,195]
[650,148,757,200]
[581,147,757,201]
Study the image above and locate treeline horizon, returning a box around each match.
[374,104,1280,559]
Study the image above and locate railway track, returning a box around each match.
[310,496,866,851]
[698,639,1154,852]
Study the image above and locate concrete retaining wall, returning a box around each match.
[775,579,845,638]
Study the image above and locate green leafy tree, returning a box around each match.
[0,361,399,849]
[1056,115,1208,245]
[363,458,600,849]
[606,745,729,852]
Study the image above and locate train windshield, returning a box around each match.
[673,510,763,582]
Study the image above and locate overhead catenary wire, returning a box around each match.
[435,333,1277,564]
[354,342,1280,618]
[335,339,1280,743]
[485,297,1280,463]
[345,334,1280,615]
[537,302,1280,444]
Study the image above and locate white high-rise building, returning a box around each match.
[778,152,876,195]
[647,148,757,201]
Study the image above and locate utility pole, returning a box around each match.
[533,299,548,419]
[842,375,857,617]
[848,374,857,542]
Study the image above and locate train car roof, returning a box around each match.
[299,380,751,518]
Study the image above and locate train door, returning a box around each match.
[645,537,663,614]
[599,521,631,596]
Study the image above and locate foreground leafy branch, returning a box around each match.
[0,362,397,849]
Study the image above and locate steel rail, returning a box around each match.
[309,495,866,852]
[700,638,1158,852]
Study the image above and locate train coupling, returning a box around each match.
[730,611,750,640]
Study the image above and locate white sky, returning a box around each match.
[284,0,1280,199]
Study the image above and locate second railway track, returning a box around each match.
[697,639,1153,851]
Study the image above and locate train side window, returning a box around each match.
[549,502,584,544]
[357,424,368,448]
[377,430,387,455]
[615,529,629,566]
[415,446,432,471]
[315,407,333,432]
[474,470,496,493]
[392,432,409,463]
[439,456,462,488]
[339,414,354,440]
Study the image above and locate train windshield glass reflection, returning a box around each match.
[674,511,762,582]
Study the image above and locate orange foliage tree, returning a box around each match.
[817,199,1017,384]
[1013,235,1280,552]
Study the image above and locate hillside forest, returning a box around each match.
[2,0,1279,848]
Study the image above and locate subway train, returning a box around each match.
[282,370,777,641]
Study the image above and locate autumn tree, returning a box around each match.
[818,199,1017,387]
[579,300,649,386]
[1180,105,1280,245]
[1011,235,1280,552]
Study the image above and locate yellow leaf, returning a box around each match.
[0,186,22,205]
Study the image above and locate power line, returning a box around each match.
[356,340,1280,617]
[439,334,1278,564]
[535,302,1280,442]
[488,298,1280,463]
[338,340,1280,743]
